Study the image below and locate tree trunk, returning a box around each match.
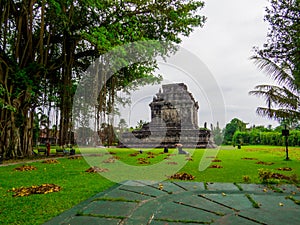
[59,34,75,146]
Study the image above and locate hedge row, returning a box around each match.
[232,130,300,146]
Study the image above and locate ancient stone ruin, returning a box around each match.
[119,83,215,148]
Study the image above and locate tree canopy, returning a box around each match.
[0,0,206,158]
[250,0,300,123]
[223,118,247,145]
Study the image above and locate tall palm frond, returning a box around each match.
[251,56,297,91]
[256,107,300,121]
[249,56,300,121]
[249,85,299,110]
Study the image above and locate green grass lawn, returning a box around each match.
[0,145,299,225]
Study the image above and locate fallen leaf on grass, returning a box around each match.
[169,172,195,180]
[256,161,274,165]
[10,184,61,197]
[85,166,109,173]
[14,165,37,171]
[158,183,164,190]
[42,159,59,164]
[68,156,82,160]
[166,161,178,165]
[209,165,223,169]
[277,167,292,171]
[212,159,222,162]
[241,157,258,160]
[107,152,116,155]
[103,157,116,163]
[137,158,150,164]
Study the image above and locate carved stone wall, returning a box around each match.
[119,83,215,148]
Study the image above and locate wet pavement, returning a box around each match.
[44,181,300,225]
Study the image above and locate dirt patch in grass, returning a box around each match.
[186,157,193,161]
[14,165,37,171]
[42,159,59,164]
[85,166,109,173]
[169,172,195,180]
[129,152,139,157]
[256,161,274,165]
[209,164,223,169]
[10,184,61,197]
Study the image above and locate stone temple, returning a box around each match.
[119,83,215,148]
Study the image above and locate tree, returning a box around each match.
[118,118,128,133]
[249,0,300,122]
[211,122,223,145]
[0,0,206,158]
[135,120,148,130]
[223,118,247,145]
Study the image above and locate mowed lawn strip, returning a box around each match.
[0,157,114,225]
[0,145,299,225]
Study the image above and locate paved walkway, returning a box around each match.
[44,181,300,225]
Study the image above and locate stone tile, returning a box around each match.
[63,216,121,225]
[206,182,240,191]
[82,200,138,217]
[44,182,300,225]
[198,193,253,211]
[101,188,152,201]
[171,181,206,191]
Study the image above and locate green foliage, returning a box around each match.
[135,120,148,130]
[0,0,207,156]
[232,131,249,146]
[231,128,300,147]
[223,118,247,144]
[288,130,300,146]
[0,84,15,112]
[250,0,300,121]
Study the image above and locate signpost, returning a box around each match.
[282,124,290,160]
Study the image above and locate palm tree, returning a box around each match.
[249,56,300,123]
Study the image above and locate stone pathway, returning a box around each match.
[44,181,300,225]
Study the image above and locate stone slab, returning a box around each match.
[81,200,138,217]
[44,181,300,225]
[61,216,121,225]
[206,182,240,191]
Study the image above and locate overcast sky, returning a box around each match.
[180,0,279,128]
[117,0,280,129]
